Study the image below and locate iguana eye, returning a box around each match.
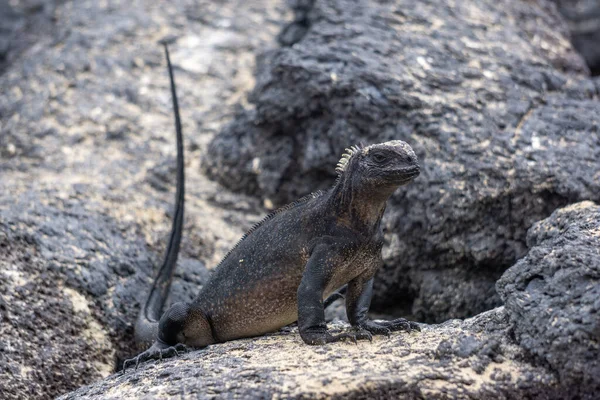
[372,153,386,163]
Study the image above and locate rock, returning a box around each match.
[3,0,599,397]
[0,0,286,398]
[497,201,600,395]
[552,0,600,75]
[59,309,565,399]
[204,0,600,322]
[55,202,600,398]
[0,189,141,399]
[0,157,222,399]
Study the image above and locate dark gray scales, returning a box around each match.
[124,48,421,370]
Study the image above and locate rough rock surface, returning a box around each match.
[0,0,61,74]
[59,202,600,399]
[552,0,600,75]
[204,0,600,322]
[497,201,600,395]
[3,0,600,398]
[60,310,561,400]
[0,0,287,398]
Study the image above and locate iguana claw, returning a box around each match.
[360,318,421,335]
[122,342,189,372]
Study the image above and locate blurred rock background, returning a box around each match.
[552,0,600,75]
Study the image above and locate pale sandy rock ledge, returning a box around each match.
[59,310,557,400]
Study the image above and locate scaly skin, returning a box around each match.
[123,45,421,370]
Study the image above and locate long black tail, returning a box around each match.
[135,43,185,346]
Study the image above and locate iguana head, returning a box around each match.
[335,140,420,190]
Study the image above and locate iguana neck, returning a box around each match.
[328,173,393,233]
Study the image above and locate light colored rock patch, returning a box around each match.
[63,287,115,378]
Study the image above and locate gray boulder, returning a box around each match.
[0,187,158,399]
[497,201,600,395]
[204,0,600,322]
[59,202,600,399]
[0,0,60,75]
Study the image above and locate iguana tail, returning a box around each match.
[135,42,185,347]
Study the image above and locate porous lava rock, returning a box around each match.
[59,202,600,399]
[0,0,285,397]
[205,0,600,322]
[497,201,600,396]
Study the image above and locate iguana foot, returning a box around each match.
[358,319,421,336]
[384,318,421,332]
[122,342,188,372]
[302,329,372,345]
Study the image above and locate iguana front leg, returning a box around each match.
[346,276,420,335]
[297,240,371,345]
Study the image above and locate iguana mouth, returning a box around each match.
[388,165,420,183]
[399,165,420,175]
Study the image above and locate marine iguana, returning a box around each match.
[124,44,421,370]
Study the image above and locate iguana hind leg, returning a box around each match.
[123,302,215,371]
